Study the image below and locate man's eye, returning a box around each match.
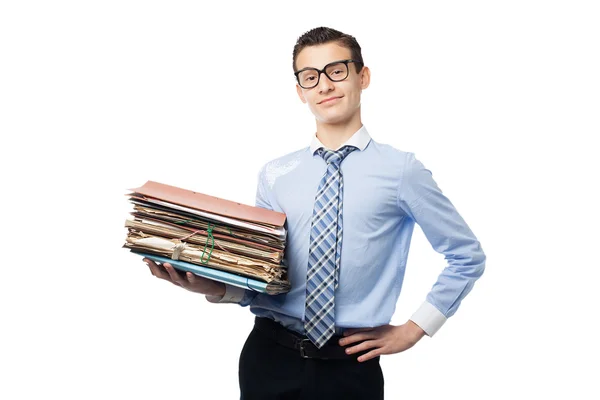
[331,69,343,75]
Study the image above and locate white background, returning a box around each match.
[1,1,599,399]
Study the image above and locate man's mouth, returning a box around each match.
[319,96,342,104]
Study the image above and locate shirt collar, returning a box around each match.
[309,125,371,154]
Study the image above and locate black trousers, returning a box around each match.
[238,318,384,400]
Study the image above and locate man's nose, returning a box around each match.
[317,71,335,92]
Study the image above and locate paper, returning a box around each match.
[123,180,290,295]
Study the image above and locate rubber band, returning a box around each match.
[200,223,215,264]
[176,224,233,257]
[245,278,261,292]
[179,229,202,241]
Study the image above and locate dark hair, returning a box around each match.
[292,27,364,74]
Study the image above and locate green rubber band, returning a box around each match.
[200,223,215,264]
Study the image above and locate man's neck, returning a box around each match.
[315,113,363,150]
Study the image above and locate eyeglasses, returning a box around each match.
[294,59,361,89]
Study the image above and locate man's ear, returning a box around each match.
[296,84,307,104]
[360,66,371,90]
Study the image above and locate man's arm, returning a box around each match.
[205,164,273,306]
[397,152,486,337]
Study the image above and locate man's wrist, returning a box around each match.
[409,301,447,337]
[205,294,223,302]
[206,284,246,304]
[406,319,427,342]
[213,282,226,297]
[204,283,226,303]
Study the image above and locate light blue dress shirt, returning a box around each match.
[212,125,486,337]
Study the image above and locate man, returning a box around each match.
[144,26,486,399]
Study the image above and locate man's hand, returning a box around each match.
[143,258,226,297]
[338,320,427,362]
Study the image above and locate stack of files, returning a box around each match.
[123,180,290,295]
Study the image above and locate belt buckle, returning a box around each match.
[298,338,312,359]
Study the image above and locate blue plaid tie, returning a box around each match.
[304,145,357,348]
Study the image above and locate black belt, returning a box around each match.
[253,316,371,360]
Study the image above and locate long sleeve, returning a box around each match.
[206,165,271,306]
[397,152,486,336]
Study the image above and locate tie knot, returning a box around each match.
[318,146,357,166]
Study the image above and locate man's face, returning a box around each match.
[295,42,370,125]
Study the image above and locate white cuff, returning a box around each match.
[205,284,245,304]
[410,301,447,337]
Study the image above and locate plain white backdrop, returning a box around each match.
[1,1,599,399]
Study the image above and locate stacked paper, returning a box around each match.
[123,180,290,295]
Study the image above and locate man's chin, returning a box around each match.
[315,111,349,125]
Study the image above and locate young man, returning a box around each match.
[145,27,486,399]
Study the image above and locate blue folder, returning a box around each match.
[136,252,289,294]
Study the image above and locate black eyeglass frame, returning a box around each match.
[294,59,362,89]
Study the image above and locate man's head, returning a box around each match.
[293,27,370,126]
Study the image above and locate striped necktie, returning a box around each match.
[304,145,357,348]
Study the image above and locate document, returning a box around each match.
[123,180,290,294]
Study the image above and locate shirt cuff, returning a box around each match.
[205,284,246,304]
[410,301,447,337]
